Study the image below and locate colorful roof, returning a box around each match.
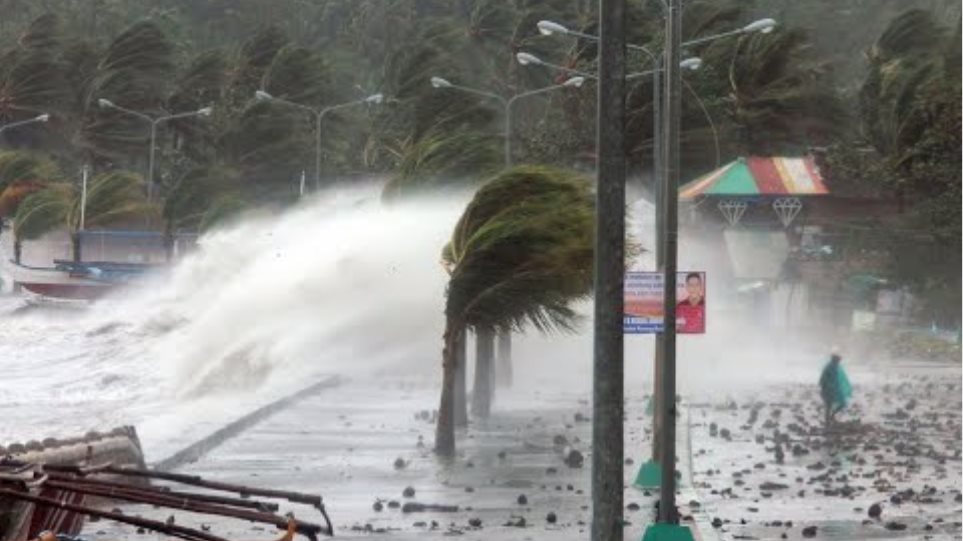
[680,156,828,200]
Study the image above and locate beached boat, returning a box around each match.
[6,259,157,301]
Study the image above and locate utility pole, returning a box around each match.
[592,0,626,540]
[651,52,666,470]
[658,0,682,526]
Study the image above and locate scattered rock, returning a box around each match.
[711,517,723,528]
[626,503,640,512]
[468,518,482,528]
[401,502,459,513]
[393,457,406,470]
[547,512,557,524]
[564,449,585,468]
[387,500,400,509]
[885,521,907,531]
[517,494,528,505]
[372,501,383,512]
[868,503,882,519]
[402,486,416,498]
[802,525,817,538]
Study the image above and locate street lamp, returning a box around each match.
[97,99,213,202]
[428,76,584,167]
[254,90,383,189]
[0,113,50,135]
[516,51,701,80]
[537,17,777,47]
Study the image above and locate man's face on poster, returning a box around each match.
[685,275,703,304]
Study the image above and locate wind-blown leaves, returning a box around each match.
[82,21,175,158]
[19,13,61,52]
[0,150,60,192]
[443,165,595,334]
[13,169,153,240]
[382,132,502,200]
[720,29,845,154]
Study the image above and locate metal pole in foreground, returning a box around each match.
[651,53,665,465]
[592,0,626,539]
[658,0,682,525]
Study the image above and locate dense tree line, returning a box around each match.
[0,0,958,318]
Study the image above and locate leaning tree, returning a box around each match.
[435,165,595,457]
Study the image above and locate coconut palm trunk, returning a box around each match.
[163,220,175,262]
[454,328,468,427]
[71,231,82,262]
[471,326,495,418]
[495,330,513,387]
[435,316,460,457]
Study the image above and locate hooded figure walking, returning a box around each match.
[819,351,852,429]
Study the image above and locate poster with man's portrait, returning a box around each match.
[624,271,706,334]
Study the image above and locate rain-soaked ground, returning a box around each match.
[81,359,961,541]
[688,360,963,541]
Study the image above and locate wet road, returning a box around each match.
[81,359,961,541]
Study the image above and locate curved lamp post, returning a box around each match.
[254,90,383,190]
[97,99,213,202]
[429,76,584,167]
[0,113,50,135]
[536,17,777,46]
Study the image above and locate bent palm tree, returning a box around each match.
[435,165,594,456]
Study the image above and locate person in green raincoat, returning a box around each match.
[819,352,852,428]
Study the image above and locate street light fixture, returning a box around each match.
[429,75,585,167]
[744,18,777,33]
[97,99,213,202]
[517,51,701,80]
[0,113,50,135]
[537,17,778,47]
[254,90,384,189]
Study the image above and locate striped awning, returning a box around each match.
[680,156,828,200]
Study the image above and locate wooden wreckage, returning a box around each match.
[0,427,333,541]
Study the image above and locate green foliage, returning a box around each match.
[82,20,176,159]
[855,9,961,322]
[163,164,240,230]
[12,169,153,239]
[382,132,502,200]
[199,193,247,231]
[0,150,60,192]
[443,165,595,334]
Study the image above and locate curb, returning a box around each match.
[152,375,342,471]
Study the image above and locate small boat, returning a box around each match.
[6,259,158,301]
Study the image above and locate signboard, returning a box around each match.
[624,271,706,334]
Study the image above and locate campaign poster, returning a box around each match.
[624,271,706,334]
